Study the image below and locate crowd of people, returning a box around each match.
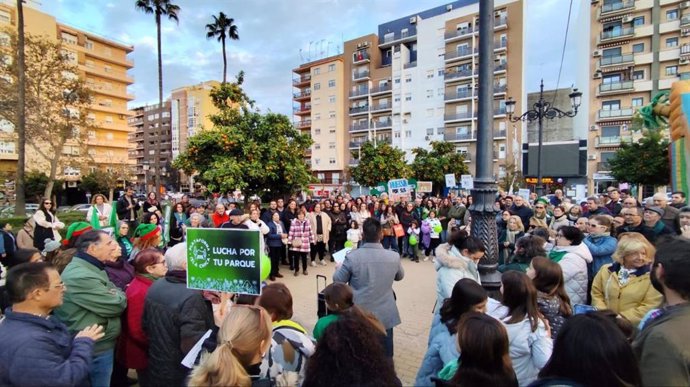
[0,185,688,387]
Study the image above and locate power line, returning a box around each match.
[550,0,575,107]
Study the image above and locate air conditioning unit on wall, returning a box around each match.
[588,155,597,160]
[592,50,601,57]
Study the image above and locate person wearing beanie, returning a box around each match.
[642,206,673,243]
[129,224,162,262]
[62,222,93,248]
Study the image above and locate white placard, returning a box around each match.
[445,173,456,188]
[460,174,474,190]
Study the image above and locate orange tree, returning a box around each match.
[410,141,468,194]
[349,141,410,187]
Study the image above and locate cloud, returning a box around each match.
[43,0,578,116]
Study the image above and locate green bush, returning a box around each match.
[0,211,88,238]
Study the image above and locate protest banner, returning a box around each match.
[388,178,412,202]
[186,228,262,295]
[460,174,474,190]
[417,181,433,193]
[445,173,456,188]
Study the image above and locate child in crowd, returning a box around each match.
[407,220,421,262]
[346,220,361,248]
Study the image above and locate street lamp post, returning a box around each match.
[505,80,582,197]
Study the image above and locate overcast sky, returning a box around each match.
[44,0,580,116]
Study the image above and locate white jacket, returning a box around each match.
[501,317,553,386]
[85,203,113,228]
[433,243,481,313]
[551,243,593,305]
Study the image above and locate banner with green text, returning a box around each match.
[186,228,262,295]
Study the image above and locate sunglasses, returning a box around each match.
[44,202,52,205]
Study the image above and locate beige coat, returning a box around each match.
[591,263,662,326]
[307,211,332,245]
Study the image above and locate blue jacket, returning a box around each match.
[583,234,617,276]
[0,309,94,386]
[266,220,286,248]
[415,315,459,387]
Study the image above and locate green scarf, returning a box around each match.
[549,249,568,263]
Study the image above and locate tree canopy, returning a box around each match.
[173,73,313,199]
[409,141,468,193]
[608,130,670,187]
[349,141,410,187]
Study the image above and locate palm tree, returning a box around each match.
[206,12,239,84]
[135,0,179,194]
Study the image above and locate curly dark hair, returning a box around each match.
[302,316,400,387]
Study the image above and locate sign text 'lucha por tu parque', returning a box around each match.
[186,228,262,295]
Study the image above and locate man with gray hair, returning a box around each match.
[653,192,680,231]
[142,243,214,386]
[617,206,656,242]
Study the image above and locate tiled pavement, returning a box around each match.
[273,254,437,386]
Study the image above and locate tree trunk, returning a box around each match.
[109,188,114,202]
[222,36,227,84]
[155,12,162,197]
[15,0,26,215]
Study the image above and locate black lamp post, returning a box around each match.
[504,80,582,197]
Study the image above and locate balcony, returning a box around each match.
[349,139,367,148]
[349,87,369,98]
[495,16,508,29]
[445,88,475,101]
[374,118,392,129]
[404,61,417,69]
[349,121,369,132]
[494,62,507,73]
[352,70,370,81]
[445,47,475,62]
[600,27,635,43]
[597,108,634,121]
[444,111,475,122]
[292,74,311,86]
[370,83,392,95]
[293,90,311,100]
[349,158,360,166]
[599,0,634,17]
[295,119,312,129]
[379,27,417,48]
[682,15,690,27]
[444,131,476,141]
[444,69,473,82]
[595,135,633,147]
[494,129,507,138]
[293,105,311,115]
[494,84,507,94]
[349,105,369,116]
[494,106,507,116]
[461,153,471,162]
[494,40,507,51]
[597,161,611,172]
[444,26,475,41]
[353,51,370,64]
[371,103,392,113]
[377,137,392,145]
[598,80,634,94]
[600,53,634,67]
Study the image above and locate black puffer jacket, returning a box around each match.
[142,271,214,386]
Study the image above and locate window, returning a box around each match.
[328,64,335,72]
[84,39,94,50]
[394,131,401,138]
[329,158,336,165]
[314,144,321,150]
[314,159,320,165]
[329,128,336,134]
[438,88,444,97]
[61,32,78,45]
[0,10,11,24]
[601,125,620,138]
[405,130,412,138]
[633,16,645,26]
[394,94,400,102]
[405,93,412,101]
[632,70,644,80]
[667,37,679,48]
[328,95,336,103]
[666,65,679,76]
[405,77,412,83]
[328,80,335,88]
[314,68,321,75]
[394,77,401,84]
[667,9,679,20]
[426,70,434,79]
[602,100,621,110]
[329,142,336,149]
[314,128,321,135]
[426,128,434,135]
[438,68,445,76]
[426,89,433,98]
[426,108,433,117]
[329,111,336,119]
[632,43,644,53]
[314,83,321,90]
[437,127,445,135]
[314,113,321,121]
[603,47,621,57]
[632,97,643,107]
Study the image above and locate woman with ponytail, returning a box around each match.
[189,305,273,387]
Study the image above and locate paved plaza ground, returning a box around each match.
[275,255,438,385]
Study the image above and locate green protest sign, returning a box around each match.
[186,228,262,295]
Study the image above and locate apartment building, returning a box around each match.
[170,80,220,191]
[127,102,172,191]
[293,56,347,188]
[588,0,688,193]
[298,0,525,188]
[0,2,135,189]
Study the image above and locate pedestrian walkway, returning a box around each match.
[274,256,437,385]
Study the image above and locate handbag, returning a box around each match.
[291,221,306,249]
[393,223,405,238]
[382,227,394,237]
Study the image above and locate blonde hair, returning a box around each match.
[613,232,656,265]
[189,306,272,387]
[508,215,525,232]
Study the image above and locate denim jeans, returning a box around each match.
[384,328,394,358]
[440,230,448,243]
[382,236,398,252]
[90,349,114,387]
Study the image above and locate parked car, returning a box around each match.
[69,203,92,213]
[0,203,39,217]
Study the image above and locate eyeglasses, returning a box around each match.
[45,282,66,290]
[587,223,602,228]
[535,206,545,209]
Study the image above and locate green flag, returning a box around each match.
[89,205,101,230]
[109,201,119,230]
